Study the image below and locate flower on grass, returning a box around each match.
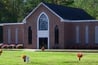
[22,55,26,59]
[21,55,26,62]
[77,52,83,61]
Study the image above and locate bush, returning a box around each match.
[16,44,23,49]
[1,44,9,49]
[8,44,16,49]
[0,44,3,49]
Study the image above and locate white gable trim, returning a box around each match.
[22,2,65,23]
[22,2,42,23]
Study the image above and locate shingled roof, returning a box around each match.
[44,3,95,20]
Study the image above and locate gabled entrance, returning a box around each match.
[37,12,49,49]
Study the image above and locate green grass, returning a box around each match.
[0,50,98,65]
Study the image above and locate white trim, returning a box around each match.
[8,28,11,44]
[76,26,80,43]
[63,20,98,22]
[37,12,49,49]
[22,2,65,23]
[22,19,26,23]
[95,26,98,44]
[22,2,43,23]
[0,23,24,26]
[15,28,18,44]
[85,25,89,44]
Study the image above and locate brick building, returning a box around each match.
[2,2,98,49]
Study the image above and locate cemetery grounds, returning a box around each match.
[0,49,98,65]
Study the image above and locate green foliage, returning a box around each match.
[0,0,98,23]
[73,0,98,19]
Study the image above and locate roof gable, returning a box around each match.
[22,2,95,23]
[22,2,65,23]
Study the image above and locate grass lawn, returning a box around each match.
[0,50,98,65]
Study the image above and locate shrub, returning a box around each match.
[8,44,16,49]
[0,44,3,49]
[16,44,23,49]
[1,44,9,49]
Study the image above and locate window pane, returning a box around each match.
[39,14,48,30]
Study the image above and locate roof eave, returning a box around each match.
[0,23,24,26]
[63,19,98,22]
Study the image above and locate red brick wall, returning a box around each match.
[64,22,98,49]
[3,24,24,44]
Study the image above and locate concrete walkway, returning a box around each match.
[23,49,98,53]
[2,49,98,53]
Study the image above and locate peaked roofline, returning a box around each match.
[22,2,65,23]
[22,2,98,23]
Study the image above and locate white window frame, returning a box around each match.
[95,26,98,44]
[15,28,18,44]
[38,13,48,30]
[85,25,89,44]
[76,26,80,43]
[8,28,11,44]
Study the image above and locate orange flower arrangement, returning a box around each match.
[22,55,26,59]
[77,52,83,61]
[21,55,26,62]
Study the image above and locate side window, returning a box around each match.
[28,26,32,44]
[54,25,59,44]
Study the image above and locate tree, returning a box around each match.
[74,0,98,19]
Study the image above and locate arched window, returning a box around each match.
[55,25,59,44]
[39,14,48,30]
[28,26,32,44]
